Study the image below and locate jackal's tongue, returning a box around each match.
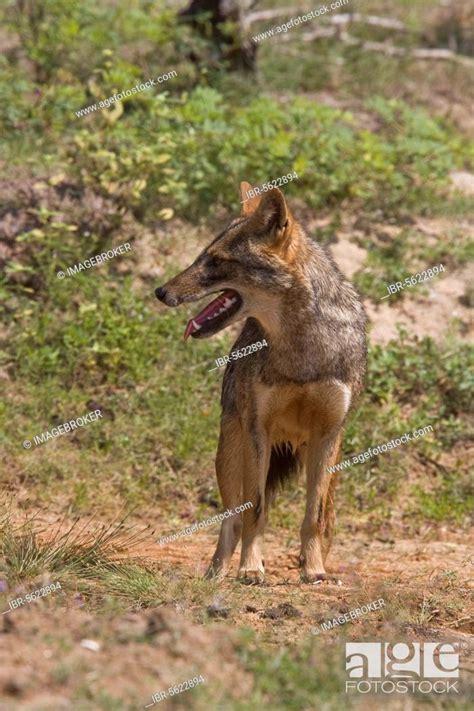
[184,289,238,340]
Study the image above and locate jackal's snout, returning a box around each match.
[154,274,194,307]
[154,286,167,302]
[154,285,182,307]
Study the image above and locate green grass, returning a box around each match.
[0,506,150,582]
[211,629,474,710]
[0,506,222,613]
[233,633,346,710]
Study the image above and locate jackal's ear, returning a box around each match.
[251,187,294,246]
[239,181,263,216]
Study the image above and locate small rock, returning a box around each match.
[262,603,302,620]
[80,639,101,652]
[86,400,115,420]
[3,676,26,696]
[244,605,258,613]
[73,593,84,608]
[207,603,230,619]
[450,171,474,196]
[146,610,170,637]
[1,614,14,634]
[198,491,220,508]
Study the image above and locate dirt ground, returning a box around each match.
[1,522,473,710]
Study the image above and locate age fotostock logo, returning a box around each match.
[345,642,459,694]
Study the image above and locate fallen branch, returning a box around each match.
[280,27,336,42]
[339,33,474,66]
[245,7,297,25]
[330,13,409,32]
[279,26,474,67]
[246,10,411,33]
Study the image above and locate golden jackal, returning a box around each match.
[156,184,367,584]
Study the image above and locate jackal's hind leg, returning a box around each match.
[322,473,337,564]
[300,431,342,584]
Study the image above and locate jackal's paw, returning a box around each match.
[237,568,265,585]
[301,571,344,586]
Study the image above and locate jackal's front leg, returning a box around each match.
[205,416,243,579]
[300,431,341,583]
[238,427,271,585]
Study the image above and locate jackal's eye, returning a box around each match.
[206,255,223,269]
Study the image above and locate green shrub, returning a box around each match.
[61,88,468,221]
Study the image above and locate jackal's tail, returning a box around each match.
[265,444,303,506]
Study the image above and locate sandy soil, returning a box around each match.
[1,524,472,710]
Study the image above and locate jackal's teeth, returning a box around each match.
[200,292,240,327]
[192,319,201,331]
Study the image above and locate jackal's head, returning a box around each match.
[155,183,302,339]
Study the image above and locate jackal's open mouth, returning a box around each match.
[184,289,242,340]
